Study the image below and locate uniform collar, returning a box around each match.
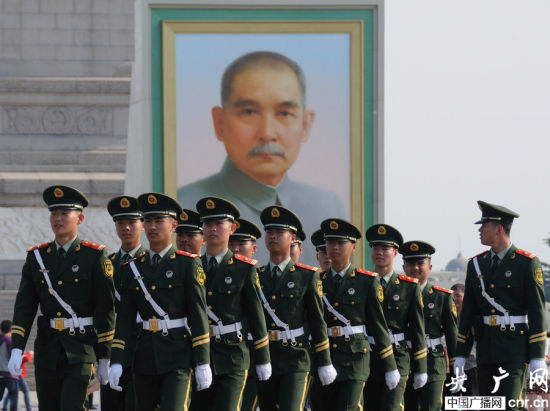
[149,244,172,259]
[331,263,351,278]
[120,244,142,258]
[269,257,292,273]
[490,243,512,261]
[55,235,77,253]
[205,249,228,265]
[419,280,428,293]
[381,270,394,284]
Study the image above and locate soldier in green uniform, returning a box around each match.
[108,192,212,410]
[256,206,336,411]
[101,195,146,410]
[290,227,306,263]
[363,224,427,411]
[8,185,115,411]
[454,201,547,408]
[190,197,271,411]
[175,208,204,255]
[311,218,400,411]
[400,241,457,411]
[311,229,331,272]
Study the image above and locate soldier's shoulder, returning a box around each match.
[469,250,489,260]
[234,254,258,266]
[356,267,378,277]
[398,274,419,284]
[319,270,327,280]
[80,240,106,251]
[432,285,453,294]
[123,250,147,267]
[295,262,319,272]
[176,250,199,258]
[108,252,116,260]
[26,242,50,252]
[515,248,536,260]
[259,265,267,273]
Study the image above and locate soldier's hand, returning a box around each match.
[195,363,212,391]
[318,364,338,386]
[529,358,546,375]
[413,372,428,390]
[453,357,465,377]
[7,348,23,377]
[109,363,123,391]
[255,363,272,381]
[385,369,400,390]
[97,358,110,385]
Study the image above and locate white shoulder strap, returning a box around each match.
[257,286,298,344]
[322,295,351,326]
[473,257,509,326]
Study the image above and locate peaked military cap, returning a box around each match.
[107,196,142,220]
[475,200,519,225]
[260,206,301,233]
[137,192,181,219]
[365,224,403,248]
[176,209,202,233]
[196,197,239,222]
[400,241,436,261]
[311,229,326,251]
[321,218,361,243]
[43,185,88,211]
[230,218,261,241]
[293,228,306,245]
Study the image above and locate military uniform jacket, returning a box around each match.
[370,272,427,382]
[12,237,115,369]
[457,245,546,365]
[202,250,270,375]
[258,260,331,376]
[421,282,457,382]
[321,265,397,382]
[111,247,210,375]
[108,245,146,367]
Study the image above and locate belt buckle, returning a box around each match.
[149,319,160,332]
[54,318,65,331]
[331,327,341,337]
[488,315,498,326]
[269,331,278,341]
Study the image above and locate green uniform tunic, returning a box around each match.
[11,237,115,411]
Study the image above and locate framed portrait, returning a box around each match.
[143,2,384,266]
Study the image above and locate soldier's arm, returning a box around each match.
[93,249,116,359]
[367,276,397,371]
[185,257,210,365]
[456,264,477,357]
[304,270,331,367]
[526,257,546,359]
[11,255,40,350]
[442,293,458,370]
[111,263,137,365]
[408,284,427,374]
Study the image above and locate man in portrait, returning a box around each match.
[178,51,346,264]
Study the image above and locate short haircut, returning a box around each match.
[451,283,465,293]
[221,51,307,108]
[1,320,11,334]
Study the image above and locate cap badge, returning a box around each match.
[225,276,232,284]
[206,199,215,209]
[329,220,339,230]
[54,187,64,198]
[348,288,355,295]
[505,270,512,278]
[377,225,386,235]
[147,194,157,205]
[271,207,280,218]
[393,294,400,301]
[72,265,79,272]
[120,197,130,208]
[287,281,295,288]
[165,270,173,278]
[180,211,188,221]
[428,302,435,309]
[410,243,419,251]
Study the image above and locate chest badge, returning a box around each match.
[428,302,435,309]
[505,270,512,277]
[393,294,400,301]
[165,270,174,278]
[287,281,295,288]
[225,276,232,284]
[348,288,355,295]
[72,265,79,273]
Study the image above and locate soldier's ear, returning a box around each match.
[300,109,315,143]
[77,212,84,225]
[212,106,225,142]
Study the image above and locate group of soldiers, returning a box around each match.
[5,185,547,411]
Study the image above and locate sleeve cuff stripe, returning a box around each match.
[254,340,269,350]
[380,350,393,360]
[192,333,210,342]
[254,336,268,345]
[314,343,330,352]
[112,344,125,350]
[12,325,25,332]
[414,349,427,355]
[529,336,546,343]
[380,345,393,354]
[112,339,125,345]
[457,333,466,339]
[530,331,547,339]
[192,338,210,347]
[98,335,114,343]
[414,353,427,360]
[315,339,329,348]
[12,329,25,337]
[97,330,115,337]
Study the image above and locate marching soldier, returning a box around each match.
[257,206,336,410]
[312,219,400,411]
[108,193,212,410]
[190,197,271,411]
[101,195,146,410]
[364,224,427,411]
[311,229,331,272]
[8,185,115,410]
[175,208,204,255]
[401,241,457,411]
[290,227,306,263]
[454,201,546,408]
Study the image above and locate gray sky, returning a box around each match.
[385,0,550,271]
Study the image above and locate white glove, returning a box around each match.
[109,363,123,392]
[413,372,428,390]
[8,348,23,377]
[195,363,213,391]
[529,358,546,375]
[318,364,337,386]
[385,369,400,390]
[453,357,466,377]
[98,358,110,385]
[255,362,272,381]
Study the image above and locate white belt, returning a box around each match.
[268,327,304,345]
[483,314,528,330]
[368,331,405,347]
[426,336,444,351]
[142,317,189,333]
[328,324,366,339]
[50,317,93,333]
[209,321,242,340]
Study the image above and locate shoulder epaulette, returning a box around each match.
[398,274,419,284]
[356,268,378,277]
[176,250,198,258]
[515,249,536,259]
[295,262,318,271]
[122,251,147,267]
[81,240,106,251]
[108,252,116,259]
[27,242,50,252]
[234,254,258,266]
[259,265,266,272]
[433,285,453,294]
[469,250,489,260]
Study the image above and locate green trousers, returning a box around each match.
[478,362,528,411]
[310,378,365,411]
[364,374,408,411]
[257,371,310,411]
[189,370,248,411]
[100,366,136,411]
[240,372,258,411]
[133,368,192,411]
[404,377,446,411]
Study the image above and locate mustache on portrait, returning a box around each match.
[247,143,286,158]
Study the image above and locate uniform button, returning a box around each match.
[334,302,339,307]
[136,287,139,290]
[298,343,303,347]
[208,305,212,309]
[152,315,156,319]
[520,330,524,335]
[208,291,212,296]
[490,284,495,288]
[272,296,276,300]
[507,285,511,288]
[168,285,172,288]
[333,316,338,321]
[227,290,231,294]
[74,278,78,283]
[363,348,367,353]
[151,286,156,290]
[271,323,276,327]
[41,280,44,284]
[491,309,495,313]
[272,309,276,313]
[290,295,294,298]
[57,281,62,285]
[332,344,337,348]
[208,320,213,325]
[57,312,61,317]
[351,301,355,305]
